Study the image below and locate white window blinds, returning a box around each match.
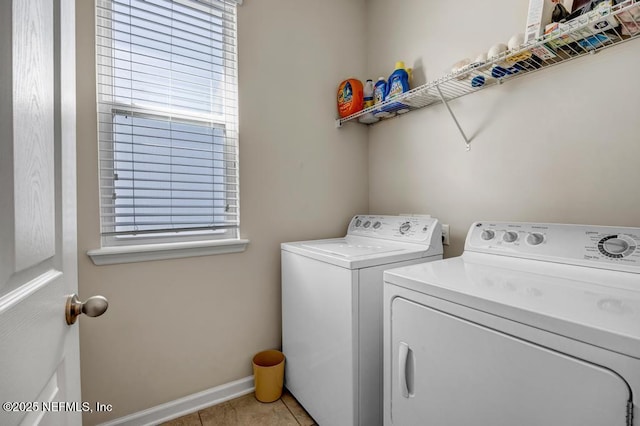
[96,0,239,243]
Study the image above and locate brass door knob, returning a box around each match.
[65,294,109,325]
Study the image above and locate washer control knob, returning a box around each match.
[603,238,629,255]
[355,219,362,227]
[399,222,411,235]
[503,231,519,243]
[363,220,371,229]
[481,230,495,241]
[527,232,544,246]
[373,221,382,229]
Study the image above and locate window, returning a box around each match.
[95,0,241,252]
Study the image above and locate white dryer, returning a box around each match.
[383,221,640,426]
[282,215,443,426]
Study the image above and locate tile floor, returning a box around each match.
[160,390,317,426]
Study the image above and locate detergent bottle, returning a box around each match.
[383,61,410,114]
[358,79,379,124]
[373,77,392,118]
[337,78,363,118]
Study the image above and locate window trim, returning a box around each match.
[87,238,249,265]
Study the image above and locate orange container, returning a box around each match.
[337,78,364,118]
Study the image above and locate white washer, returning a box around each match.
[383,221,640,426]
[282,215,443,426]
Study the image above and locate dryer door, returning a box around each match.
[390,298,631,426]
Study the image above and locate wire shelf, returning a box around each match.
[336,0,640,143]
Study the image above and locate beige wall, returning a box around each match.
[367,0,640,257]
[76,0,368,423]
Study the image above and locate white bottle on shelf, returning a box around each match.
[358,79,379,124]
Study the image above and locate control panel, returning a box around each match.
[347,215,442,245]
[466,221,640,272]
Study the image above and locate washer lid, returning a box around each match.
[384,252,640,359]
[282,235,439,269]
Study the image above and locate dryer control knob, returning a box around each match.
[481,230,495,241]
[503,231,519,243]
[603,238,629,255]
[399,222,411,234]
[373,221,382,229]
[527,233,545,246]
[363,221,371,229]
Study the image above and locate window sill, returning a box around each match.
[87,239,249,265]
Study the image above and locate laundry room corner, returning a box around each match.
[366,0,640,258]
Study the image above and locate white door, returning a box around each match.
[0,0,84,425]
[389,297,631,426]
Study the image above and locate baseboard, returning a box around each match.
[98,376,255,426]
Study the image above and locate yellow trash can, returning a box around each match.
[252,350,285,403]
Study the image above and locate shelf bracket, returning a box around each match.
[436,84,471,151]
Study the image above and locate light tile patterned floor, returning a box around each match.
[159,390,317,426]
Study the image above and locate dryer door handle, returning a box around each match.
[399,341,414,398]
